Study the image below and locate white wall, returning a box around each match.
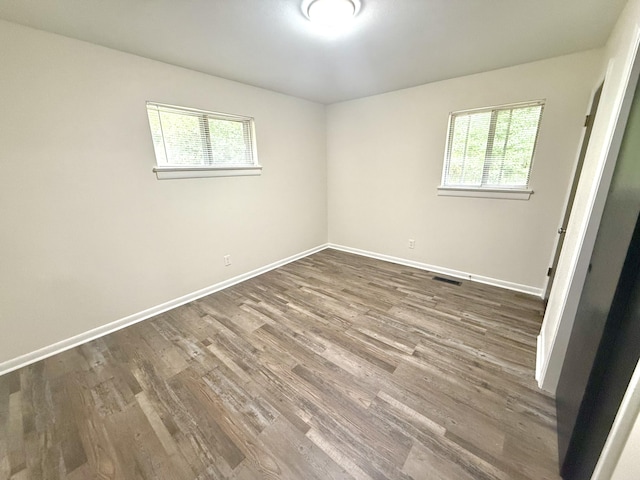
[538,0,640,393]
[0,20,327,366]
[327,50,603,292]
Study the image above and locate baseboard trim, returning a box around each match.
[328,244,544,297]
[0,244,329,377]
[1,242,543,376]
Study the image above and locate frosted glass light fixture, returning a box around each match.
[305,0,359,28]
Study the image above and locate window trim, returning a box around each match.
[436,185,533,200]
[153,165,263,180]
[438,100,544,198]
[146,102,261,180]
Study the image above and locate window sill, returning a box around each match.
[153,165,263,180]
[437,186,533,200]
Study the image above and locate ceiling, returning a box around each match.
[0,0,628,104]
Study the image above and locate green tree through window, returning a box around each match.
[146,103,256,168]
[443,102,544,189]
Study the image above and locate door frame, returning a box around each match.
[592,359,640,479]
[537,27,640,392]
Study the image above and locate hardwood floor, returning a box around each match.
[0,249,560,479]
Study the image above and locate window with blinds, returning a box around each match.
[146,102,261,179]
[442,101,544,190]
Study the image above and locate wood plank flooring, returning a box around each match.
[0,249,560,479]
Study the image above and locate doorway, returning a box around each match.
[555,76,640,479]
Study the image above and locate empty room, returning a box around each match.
[2,0,640,479]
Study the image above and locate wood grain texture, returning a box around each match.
[0,249,559,479]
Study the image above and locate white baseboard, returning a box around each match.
[328,244,544,297]
[1,242,544,376]
[0,244,329,377]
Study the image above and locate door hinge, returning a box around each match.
[547,267,553,276]
[585,114,592,127]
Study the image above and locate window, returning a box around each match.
[146,102,261,179]
[438,101,544,199]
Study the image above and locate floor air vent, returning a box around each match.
[433,276,461,286]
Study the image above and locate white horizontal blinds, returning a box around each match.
[446,111,492,186]
[146,104,206,166]
[445,101,544,188]
[146,106,168,165]
[146,103,255,167]
[208,117,254,165]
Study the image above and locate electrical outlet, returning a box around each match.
[223,255,231,266]
[409,239,415,249]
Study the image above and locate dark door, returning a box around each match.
[545,83,603,301]
[562,214,640,479]
[556,79,640,478]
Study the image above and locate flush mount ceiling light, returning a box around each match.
[303,0,361,28]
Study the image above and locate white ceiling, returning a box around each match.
[0,0,627,104]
